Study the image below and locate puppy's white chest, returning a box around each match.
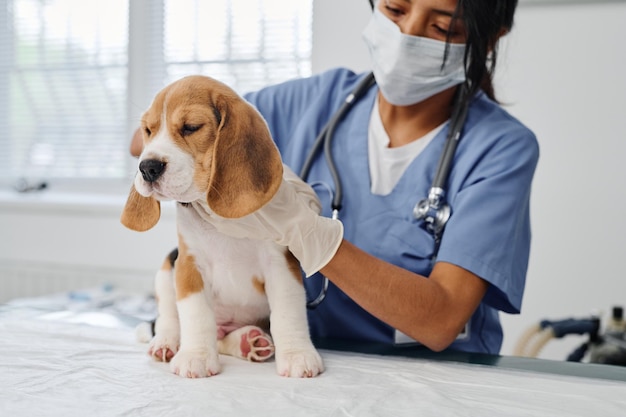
[176,204,280,304]
[177,205,264,265]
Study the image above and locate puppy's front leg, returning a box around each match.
[169,241,221,378]
[265,252,324,378]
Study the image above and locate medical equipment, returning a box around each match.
[413,83,469,248]
[300,74,470,309]
[300,72,377,221]
[300,72,376,309]
[514,306,626,366]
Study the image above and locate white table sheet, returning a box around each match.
[1,296,625,416]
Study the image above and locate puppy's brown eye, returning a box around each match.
[144,127,151,136]
[181,124,202,136]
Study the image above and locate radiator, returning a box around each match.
[0,260,154,303]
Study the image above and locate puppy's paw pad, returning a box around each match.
[240,326,275,362]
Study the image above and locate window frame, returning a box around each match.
[0,0,313,196]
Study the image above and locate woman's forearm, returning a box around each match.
[319,240,488,351]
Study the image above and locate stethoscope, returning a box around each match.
[300,72,470,309]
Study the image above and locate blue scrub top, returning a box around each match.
[245,68,539,354]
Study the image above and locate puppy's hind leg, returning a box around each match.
[218,325,275,362]
[148,249,181,363]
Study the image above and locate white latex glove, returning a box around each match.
[196,165,344,277]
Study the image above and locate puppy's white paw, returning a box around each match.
[148,330,180,363]
[276,348,324,378]
[170,349,221,378]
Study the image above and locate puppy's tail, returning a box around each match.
[135,320,156,343]
[166,247,179,268]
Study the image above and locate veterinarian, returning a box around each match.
[131,0,538,355]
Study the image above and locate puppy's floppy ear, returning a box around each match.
[121,185,161,231]
[207,98,283,218]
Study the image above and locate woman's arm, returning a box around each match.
[320,239,489,351]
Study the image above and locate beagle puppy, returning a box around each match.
[121,75,323,378]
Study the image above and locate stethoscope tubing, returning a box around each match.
[300,72,375,309]
[432,84,470,190]
[300,72,376,199]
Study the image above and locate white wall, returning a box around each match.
[313,0,626,360]
[1,0,625,361]
[0,193,177,296]
[494,1,626,360]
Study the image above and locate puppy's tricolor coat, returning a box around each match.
[121,75,323,378]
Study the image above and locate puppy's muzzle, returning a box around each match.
[140,159,166,183]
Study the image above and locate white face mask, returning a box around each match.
[362,8,466,106]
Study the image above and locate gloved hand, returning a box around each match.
[196,165,344,277]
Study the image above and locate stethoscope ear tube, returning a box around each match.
[300,72,377,214]
[414,85,470,247]
[301,72,375,309]
[306,273,329,310]
[299,72,376,185]
[432,84,470,190]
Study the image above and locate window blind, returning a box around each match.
[163,0,312,94]
[0,0,312,184]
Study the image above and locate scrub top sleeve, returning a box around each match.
[436,124,540,314]
[244,74,332,151]
[244,83,304,151]
[244,68,364,152]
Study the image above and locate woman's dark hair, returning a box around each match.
[452,0,519,103]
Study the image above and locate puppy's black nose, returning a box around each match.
[139,159,166,183]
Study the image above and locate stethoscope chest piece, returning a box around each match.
[413,186,451,243]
